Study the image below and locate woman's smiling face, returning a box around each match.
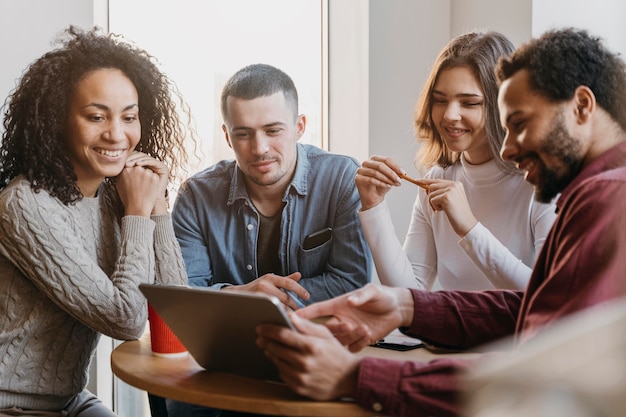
[66,68,141,196]
[431,65,491,165]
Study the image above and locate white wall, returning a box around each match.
[532,0,626,56]
[0,0,104,108]
[367,0,451,243]
[327,0,370,164]
[451,0,532,46]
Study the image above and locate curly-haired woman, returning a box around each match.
[0,26,195,416]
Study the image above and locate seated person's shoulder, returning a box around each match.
[596,165,626,184]
[0,177,68,230]
[1,176,53,206]
[179,159,236,190]
[301,144,359,170]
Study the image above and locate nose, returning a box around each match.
[443,102,461,122]
[105,120,125,142]
[499,130,517,162]
[251,134,270,155]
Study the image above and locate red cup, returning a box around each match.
[147,303,188,358]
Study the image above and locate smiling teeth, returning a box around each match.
[521,160,535,171]
[96,149,124,157]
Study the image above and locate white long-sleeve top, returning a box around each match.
[359,157,557,290]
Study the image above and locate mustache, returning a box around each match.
[252,155,277,163]
[514,152,539,165]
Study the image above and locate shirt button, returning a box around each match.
[246,264,253,271]
[372,403,383,412]
[247,224,253,231]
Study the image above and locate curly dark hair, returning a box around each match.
[414,31,517,174]
[0,25,196,204]
[496,27,626,131]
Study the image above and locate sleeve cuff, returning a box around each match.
[356,357,406,415]
[150,213,177,244]
[121,215,155,241]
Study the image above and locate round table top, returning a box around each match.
[111,332,476,416]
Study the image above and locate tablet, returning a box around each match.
[139,284,294,382]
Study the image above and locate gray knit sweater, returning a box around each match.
[0,176,187,410]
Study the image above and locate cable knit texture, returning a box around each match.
[0,176,187,410]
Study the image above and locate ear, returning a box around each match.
[222,124,233,149]
[295,114,307,141]
[573,86,596,124]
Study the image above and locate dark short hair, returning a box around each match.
[496,27,626,131]
[414,31,517,173]
[220,63,298,122]
[0,26,195,204]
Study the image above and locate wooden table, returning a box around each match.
[111,332,477,416]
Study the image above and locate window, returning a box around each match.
[106,1,325,415]
[109,0,325,175]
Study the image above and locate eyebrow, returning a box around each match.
[231,122,286,131]
[82,103,139,111]
[432,89,484,98]
[505,110,523,124]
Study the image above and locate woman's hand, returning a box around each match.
[116,151,170,217]
[422,179,477,237]
[355,155,404,211]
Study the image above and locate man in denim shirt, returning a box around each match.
[172,63,372,308]
[168,63,372,417]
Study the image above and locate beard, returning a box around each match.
[531,113,584,203]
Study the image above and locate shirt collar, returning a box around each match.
[227,143,309,205]
[289,143,309,196]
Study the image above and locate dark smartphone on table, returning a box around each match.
[371,340,424,351]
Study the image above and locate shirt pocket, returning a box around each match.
[297,237,333,277]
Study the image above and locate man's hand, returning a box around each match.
[295,283,414,352]
[223,272,309,310]
[256,314,361,400]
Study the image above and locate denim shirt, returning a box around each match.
[172,143,372,303]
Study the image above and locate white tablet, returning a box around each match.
[139,284,294,382]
